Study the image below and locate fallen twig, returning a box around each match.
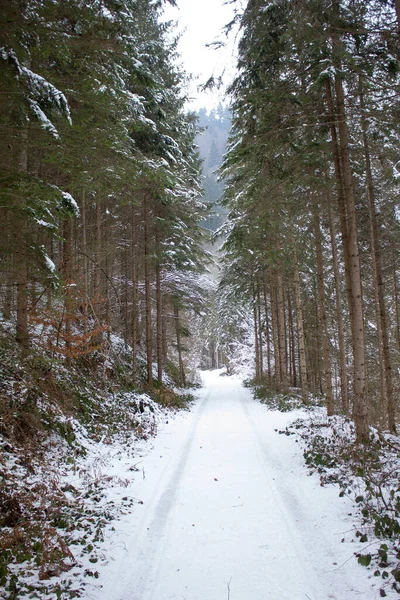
[227,577,232,600]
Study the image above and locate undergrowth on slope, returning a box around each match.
[249,379,400,597]
[0,323,193,598]
[247,378,325,412]
[283,412,400,597]
[0,431,148,599]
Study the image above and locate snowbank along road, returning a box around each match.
[95,370,383,600]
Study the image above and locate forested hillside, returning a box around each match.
[0,0,209,385]
[0,2,211,596]
[218,0,400,442]
[195,105,231,231]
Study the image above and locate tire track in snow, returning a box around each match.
[239,394,331,600]
[135,376,329,600]
[99,373,380,600]
[116,390,212,600]
[240,393,369,600]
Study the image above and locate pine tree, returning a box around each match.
[219,0,399,440]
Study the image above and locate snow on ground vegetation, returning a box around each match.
[0,390,169,599]
[254,380,400,598]
[0,324,194,599]
[1,361,399,599]
[282,409,400,597]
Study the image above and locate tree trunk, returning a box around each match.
[155,249,163,384]
[325,78,354,335]
[333,65,369,442]
[93,201,103,345]
[270,273,281,390]
[81,191,89,340]
[2,202,13,320]
[292,242,308,403]
[253,285,261,381]
[359,86,395,432]
[313,203,334,416]
[312,278,322,395]
[263,283,272,384]
[276,268,288,392]
[16,136,29,353]
[3,281,12,321]
[103,208,110,342]
[257,287,264,378]
[124,242,129,346]
[162,309,168,365]
[16,262,29,352]
[328,204,349,413]
[62,217,73,366]
[143,196,153,387]
[174,303,186,386]
[287,292,297,388]
[394,258,400,354]
[131,206,138,382]
[210,338,217,370]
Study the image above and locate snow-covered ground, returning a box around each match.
[84,370,387,600]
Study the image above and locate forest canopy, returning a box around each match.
[218,0,400,442]
[0,0,210,387]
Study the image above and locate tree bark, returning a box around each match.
[253,285,261,381]
[287,292,296,388]
[263,282,272,384]
[270,272,281,390]
[162,308,168,365]
[328,204,349,413]
[292,242,308,403]
[257,287,264,378]
[16,262,29,352]
[93,201,103,346]
[394,258,400,354]
[333,63,369,442]
[124,241,130,346]
[81,191,89,340]
[16,135,29,353]
[174,303,186,386]
[103,207,110,342]
[359,86,395,432]
[313,203,334,416]
[155,230,163,385]
[62,217,73,366]
[131,206,138,382]
[276,268,288,392]
[143,195,153,387]
[325,78,354,335]
[3,281,12,321]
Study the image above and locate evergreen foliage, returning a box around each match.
[0,0,209,386]
[220,0,400,440]
[195,104,231,230]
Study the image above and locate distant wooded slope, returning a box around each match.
[195,105,231,231]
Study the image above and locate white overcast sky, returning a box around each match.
[163,0,241,110]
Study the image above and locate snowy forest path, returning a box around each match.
[96,371,380,600]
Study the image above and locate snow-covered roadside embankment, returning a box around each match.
[0,390,177,599]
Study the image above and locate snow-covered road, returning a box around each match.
[95,371,382,600]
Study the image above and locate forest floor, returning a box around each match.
[2,369,399,599]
